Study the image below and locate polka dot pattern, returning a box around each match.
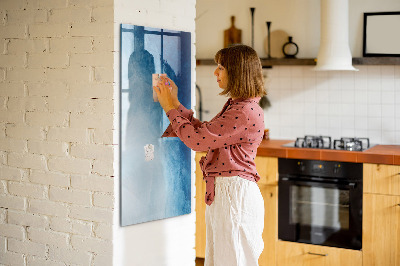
[161,97,265,205]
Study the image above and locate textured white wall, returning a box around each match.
[113,0,197,266]
[0,0,114,265]
[196,0,400,58]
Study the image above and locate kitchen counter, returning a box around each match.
[256,139,400,165]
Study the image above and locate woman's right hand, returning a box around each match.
[161,76,180,108]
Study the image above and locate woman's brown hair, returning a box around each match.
[214,44,266,99]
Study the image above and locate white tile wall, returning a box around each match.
[196,65,400,145]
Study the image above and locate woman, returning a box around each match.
[154,44,266,266]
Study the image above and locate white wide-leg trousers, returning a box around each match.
[205,176,264,266]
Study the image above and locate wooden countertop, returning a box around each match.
[256,139,400,165]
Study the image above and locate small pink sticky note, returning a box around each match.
[152,73,167,102]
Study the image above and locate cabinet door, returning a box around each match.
[259,185,278,266]
[277,241,362,266]
[364,164,400,196]
[363,193,400,266]
[195,152,207,258]
[255,156,278,186]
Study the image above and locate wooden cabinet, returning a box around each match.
[255,156,278,186]
[363,163,400,196]
[259,184,278,266]
[363,163,400,266]
[363,193,400,266]
[276,241,362,266]
[195,152,207,258]
[195,154,279,264]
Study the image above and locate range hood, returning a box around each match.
[314,0,358,71]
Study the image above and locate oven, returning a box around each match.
[278,158,363,250]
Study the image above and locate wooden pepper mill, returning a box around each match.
[224,16,242,48]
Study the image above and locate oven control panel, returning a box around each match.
[281,158,362,180]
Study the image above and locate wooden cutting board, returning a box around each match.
[224,16,242,48]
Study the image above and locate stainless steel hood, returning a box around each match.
[314,0,358,71]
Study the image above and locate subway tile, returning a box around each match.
[367,77,381,91]
[355,128,368,138]
[279,78,291,89]
[341,89,354,103]
[368,117,382,130]
[382,90,395,104]
[355,116,368,130]
[367,65,381,76]
[328,88,341,103]
[303,67,316,78]
[341,128,355,137]
[304,102,316,115]
[341,104,355,116]
[394,78,400,92]
[278,67,291,78]
[396,131,400,144]
[382,104,395,118]
[316,116,330,128]
[329,116,341,129]
[395,119,400,131]
[381,131,396,144]
[316,103,329,116]
[290,67,303,78]
[382,117,396,131]
[355,104,368,116]
[316,89,329,103]
[291,77,304,90]
[367,91,381,105]
[328,76,341,90]
[367,104,382,118]
[382,78,395,91]
[329,103,341,116]
[303,88,316,103]
[381,65,395,77]
[354,91,367,104]
[367,129,382,143]
[341,117,355,129]
[394,66,400,78]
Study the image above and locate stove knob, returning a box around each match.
[298,161,305,171]
[334,164,341,174]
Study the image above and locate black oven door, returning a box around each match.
[278,176,362,250]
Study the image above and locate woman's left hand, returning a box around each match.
[153,78,175,114]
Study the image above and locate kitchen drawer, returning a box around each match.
[255,156,278,186]
[363,193,400,266]
[364,164,400,196]
[276,241,362,266]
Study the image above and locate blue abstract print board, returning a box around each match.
[120,24,192,226]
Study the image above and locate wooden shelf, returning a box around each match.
[196,57,400,67]
[352,57,400,65]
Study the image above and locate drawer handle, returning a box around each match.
[307,252,328,257]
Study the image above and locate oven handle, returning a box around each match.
[280,177,357,189]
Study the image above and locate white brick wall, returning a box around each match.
[113,0,197,265]
[0,0,114,265]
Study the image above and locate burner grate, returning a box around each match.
[333,137,370,151]
[295,135,332,149]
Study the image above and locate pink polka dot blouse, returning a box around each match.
[161,97,265,205]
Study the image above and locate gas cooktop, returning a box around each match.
[282,135,375,151]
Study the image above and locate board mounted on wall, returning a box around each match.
[363,11,400,57]
[119,24,192,226]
